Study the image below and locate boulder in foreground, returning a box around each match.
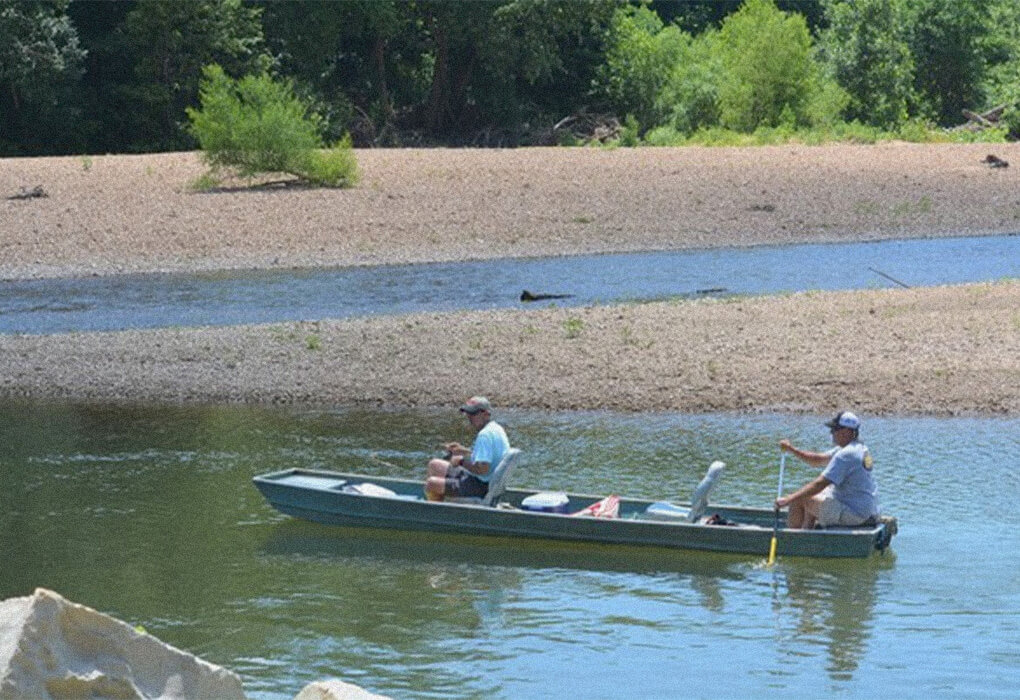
[295,679,390,699]
[0,588,244,700]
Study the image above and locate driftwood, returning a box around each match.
[958,104,1008,132]
[520,290,575,302]
[983,154,1009,168]
[553,112,621,143]
[868,267,911,289]
[962,109,995,128]
[7,185,48,200]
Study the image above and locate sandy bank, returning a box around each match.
[1,280,1016,416]
[1,145,1018,416]
[3,144,1020,280]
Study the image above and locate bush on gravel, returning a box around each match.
[187,64,358,188]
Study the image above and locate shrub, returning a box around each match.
[816,0,917,129]
[657,29,723,135]
[594,6,690,131]
[187,64,358,187]
[715,0,845,132]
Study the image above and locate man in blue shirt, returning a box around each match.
[425,396,510,501]
[776,411,880,529]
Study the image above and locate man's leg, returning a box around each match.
[786,500,807,529]
[425,458,450,501]
[802,495,822,530]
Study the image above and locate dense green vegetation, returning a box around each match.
[187,65,359,187]
[2,0,1017,157]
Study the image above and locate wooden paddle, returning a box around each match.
[767,451,786,566]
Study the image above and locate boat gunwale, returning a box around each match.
[252,467,889,539]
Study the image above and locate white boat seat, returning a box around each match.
[449,448,521,506]
[687,460,726,523]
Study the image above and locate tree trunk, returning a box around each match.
[372,35,392,120]
[425,15,449,133]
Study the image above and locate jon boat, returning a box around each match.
[253,449,897,559]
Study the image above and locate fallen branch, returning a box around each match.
[868,267,910,289]
[7,185,48,200]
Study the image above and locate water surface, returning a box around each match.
[1,401,1017,698]
[2,234,1017,334]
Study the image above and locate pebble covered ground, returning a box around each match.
[1,145,1018,415]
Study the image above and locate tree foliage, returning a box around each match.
[0,0,85,154]
[656,28,723,134]
[256,0,407,144]
[981,0,1020,135]
[715,0,843,131]
[3,0,1020,155]
[817,0,916,128]
[113,0,267,152]
[595,5,689,130]
[187,64,358,187]
[906,0,989,125]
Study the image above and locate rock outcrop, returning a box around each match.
[0,588,245,700]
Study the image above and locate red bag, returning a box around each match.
[571,495,620,519]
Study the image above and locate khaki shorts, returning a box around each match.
[816,488,870,527]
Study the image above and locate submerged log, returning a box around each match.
[520,289,575,302]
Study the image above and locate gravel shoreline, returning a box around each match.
[3,144,1020,280]
[2,145,1018,416]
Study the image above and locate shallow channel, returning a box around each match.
[2,233,1017,334]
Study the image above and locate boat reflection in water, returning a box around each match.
[775,556,892,680]
[259,517,890,682]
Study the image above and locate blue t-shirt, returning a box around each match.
[822,440,879,518]
[470,420,510,483]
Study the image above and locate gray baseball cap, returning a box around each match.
[460,396,492,414]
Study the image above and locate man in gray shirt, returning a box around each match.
[776,411,880,529]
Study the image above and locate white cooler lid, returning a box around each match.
[521,491,569,508]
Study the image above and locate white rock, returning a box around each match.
[295,679,390,700]
[0,588,245,700]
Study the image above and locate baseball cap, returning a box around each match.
[825,411,861,430]
[460,396,492,415]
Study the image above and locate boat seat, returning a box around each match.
[687,460,726,523]
[449,448,522,507]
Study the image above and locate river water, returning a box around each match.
[2,233,1018,334]
[1,401,1017,699]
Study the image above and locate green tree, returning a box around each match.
[276,0,618,144]
[0,0,85,155]
[594,4,689,130]
[64,0,134,153]
[715,0,842,132]
[485,0,618,136]
[906,0,990,126]
[653,0,827,34]
[114,0,267,152]
[980,0,1020,135]
[187,64,358,187]
[817,0,917,129]
[257,0,408,144]
[656,27,723,134]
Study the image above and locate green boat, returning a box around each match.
[254,450,896,559]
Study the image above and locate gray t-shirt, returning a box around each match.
[822,440,880,518]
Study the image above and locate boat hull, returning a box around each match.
[253,469,895,559]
